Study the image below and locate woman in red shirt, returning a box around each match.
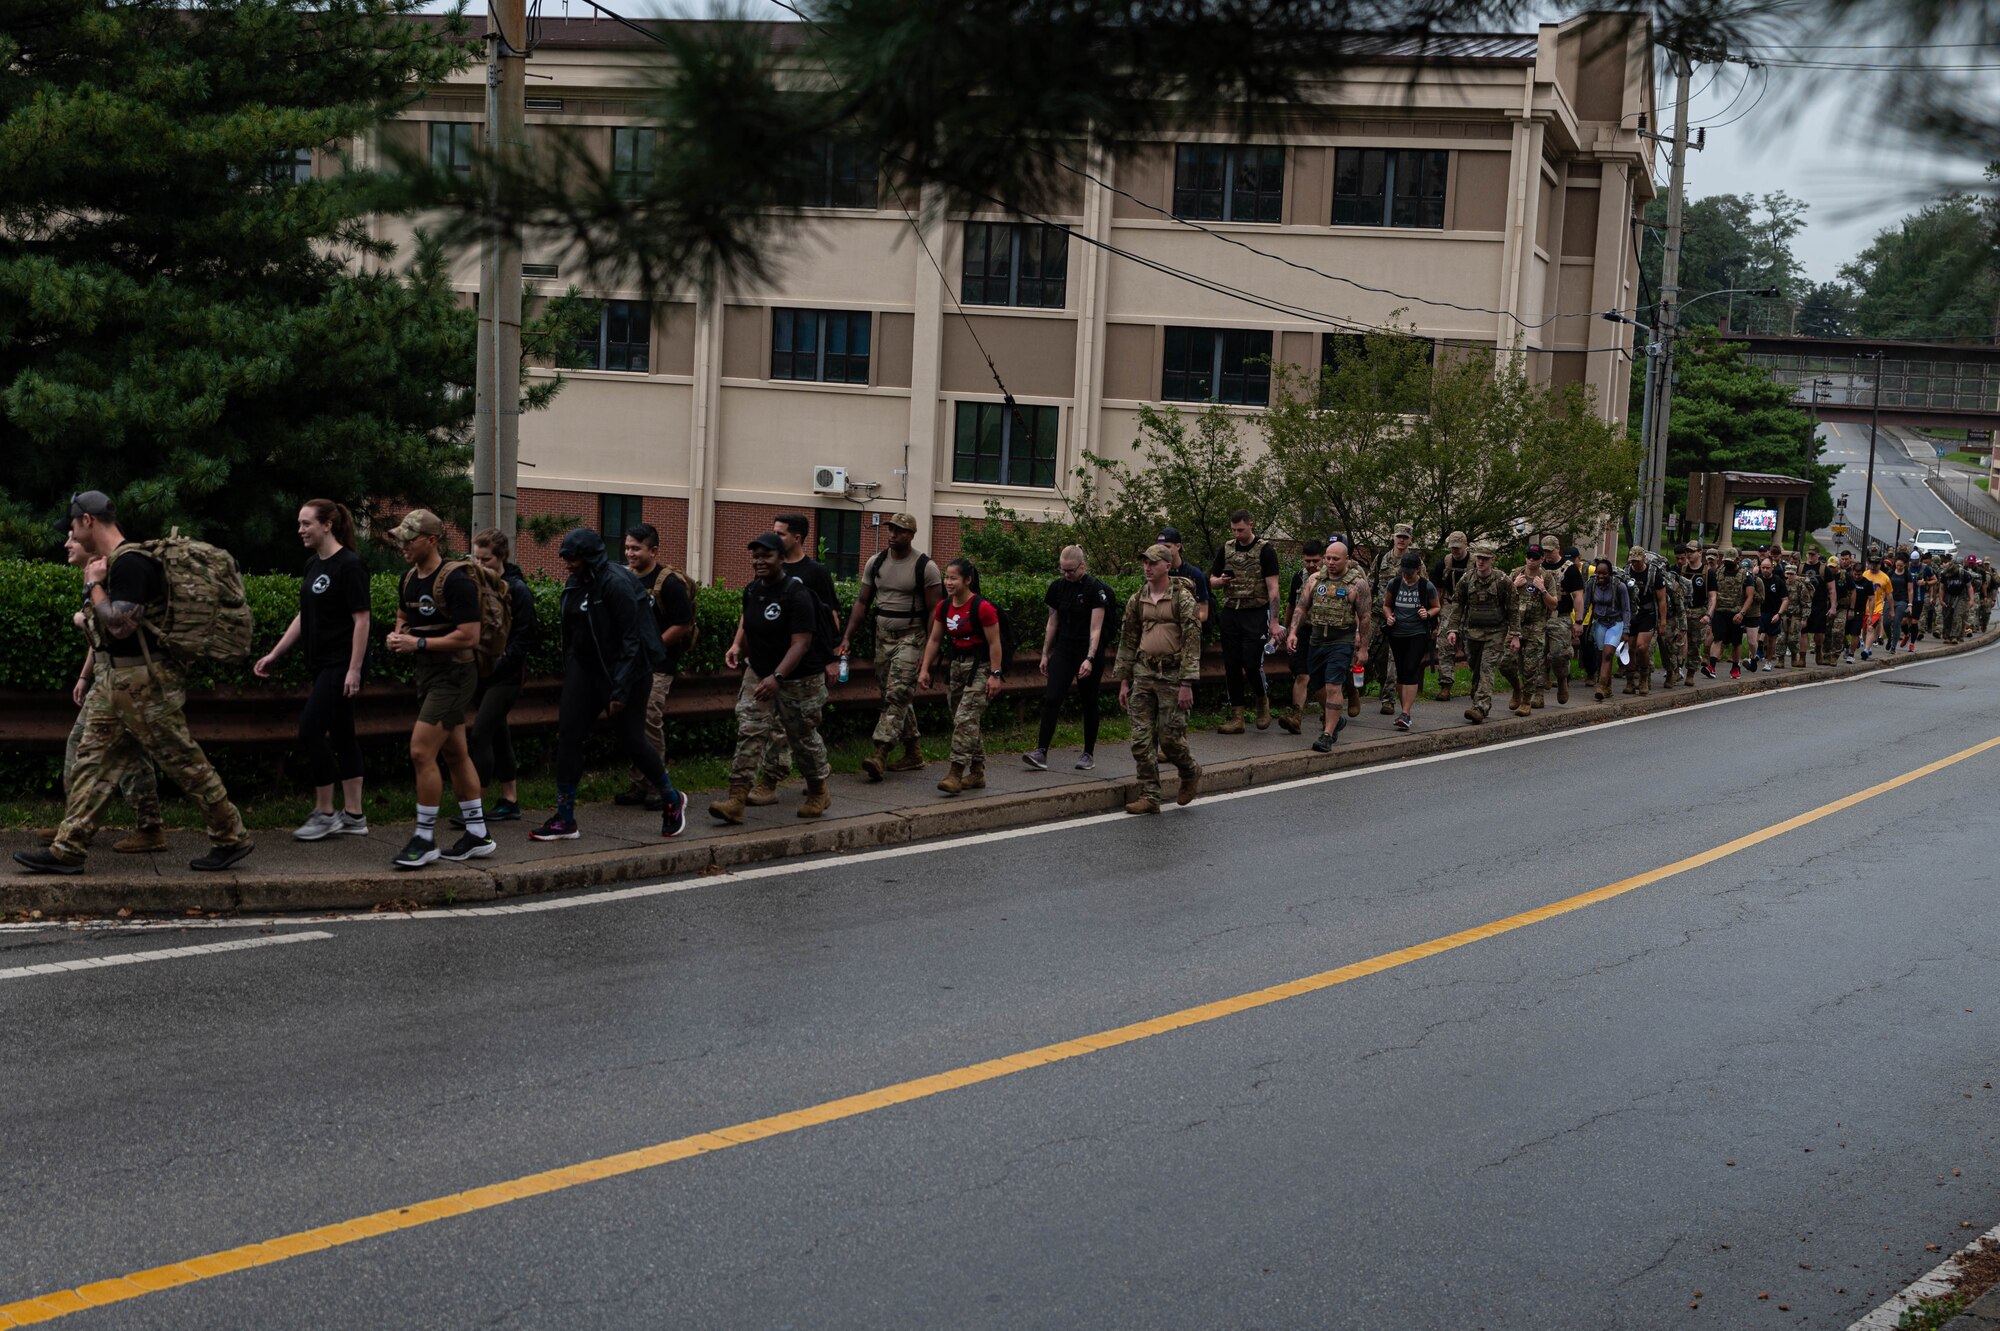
[918,558,1005,795]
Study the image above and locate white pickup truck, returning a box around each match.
[1912,529,1960,559]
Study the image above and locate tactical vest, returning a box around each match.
[1713,567,1747,613]
[1514,567,1553,626]
[1461,570,1506,629]
[1786,574,1811,619]
[1307,566,1365,634]
[1220,538,1269,609]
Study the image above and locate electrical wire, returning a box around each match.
[1691,64,1770,129]
[1623,63,1718,123]
[1748,57,2000,71]
[1686,62,1757,127]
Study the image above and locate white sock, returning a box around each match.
[415,804,438,844]
[459,799,486,839]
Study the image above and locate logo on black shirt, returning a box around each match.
[310,574,331,595]
[417,594,436,617]
[762,602,783,621]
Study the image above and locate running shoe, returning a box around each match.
[1022,748,1048,771]
[334,811,370,836]
[1311,732,1335,753]
[1861,647,1872,660]
[1074,752,1095,772]
[393,835,439,869]
[661,792,687,839]
[1700,664,1716,679]
[190,844,252,872]
[440,832,496,861]
[1729,664,1741,679]
[1394,711,1412,731]
[292,811,341,842]
[1844,653,1855,663]
[528,815,579,841]
[488,800,523,822]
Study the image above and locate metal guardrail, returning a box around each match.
[0,646,1274,751]
[1926,473,2000,541]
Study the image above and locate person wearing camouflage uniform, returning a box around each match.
[1776,561,1812,667]
[1545,542,1582,703]
[1286,539,1372,751]
[1430,532,1472,700]
[1112,544,1204,814]
[1680,545,1709,683]
[1499,542,1559,715]
[1976,557,1995,632]
[1369,523,1420,714]
[709,532,833,823]
[837,513,941,781]
[16,492,251,876]
[917,558,1006,795]
[1938,555,1974,642]
[1442,542,1516,723]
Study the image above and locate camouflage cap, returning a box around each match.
[1716,544,1737,556]
[1143,542,1174,564]
[1470,540,1497,557]
[389,508,445,542]
[1447,530,1468,550]
[1393,522,1413,538]
[1628,545,1648,559]
[885,511,919,532]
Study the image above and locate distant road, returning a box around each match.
[1818,420,1999,560]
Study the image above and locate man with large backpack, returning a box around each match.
[383,508,497,868]
[617,522,696,810]
[1209,509,1283,733]
[837,513,943,781]
[15,491,252,875]
[1112,544,1204,814]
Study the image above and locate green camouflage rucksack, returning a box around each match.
[109,532,256,665]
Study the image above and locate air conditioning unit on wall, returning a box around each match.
[811,465,848,495]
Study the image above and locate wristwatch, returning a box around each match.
[771,670,785,682]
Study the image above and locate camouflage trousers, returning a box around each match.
[1775,613,1803,662]
[1126,669,1199,803]
[728,666,829,787]
[1684,614,1709,664]
[1828,609,1849,649]
[944,656,990,767]
[65,662,161,829]
[1499,623,1547,697]
[1543,618,1573,685]
[869,622,925,747]
[1458,628,1503,715]
[1944,594,1972,640]
[631,671,673,788]
[57,660,246,861]
[1657,618,1684,680]
[1368,615,1397,693]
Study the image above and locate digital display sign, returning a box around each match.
[1732,509,1779,532]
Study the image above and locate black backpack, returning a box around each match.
[955,592,1019,676]
[863,549,933,623]
[791,575,842,666]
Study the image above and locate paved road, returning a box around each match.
[1820,420,1999,560]
[4,645,2000,1329]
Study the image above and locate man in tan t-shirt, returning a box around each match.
[1111,544,1203,815]
[837,513,945,780]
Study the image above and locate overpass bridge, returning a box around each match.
[1720,329,2000,436]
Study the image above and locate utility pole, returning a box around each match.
[1643,51,1694,553]
[473,0,527,541]
[1803,377,1830,556]
[1859,350,1885,556]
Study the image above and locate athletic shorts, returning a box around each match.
[413,661,479,728]
[1712,614,1745,647]
[1307,635,1356,688]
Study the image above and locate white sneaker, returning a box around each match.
[334,812,370,836]
[292,811,341,841]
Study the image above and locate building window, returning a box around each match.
[786,138,878,209]
[601,494,645,554]
[429,123,476,178]
[611,127,656,198]
[1332,148,1448,229]
[576,300,651,372]
[1321,333,1434,412]
[262,146,313,186]
[1161,328,1273,405]
[772,309,871,384]
[1172,145,1285,223]
[818,509,863,578]
[953,402,1060,488]
[961,223,1070,308]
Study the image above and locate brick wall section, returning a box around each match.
[713,500,809,588]
[929,514,963,563]
[512,487,596,579]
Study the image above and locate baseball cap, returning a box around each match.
[1471,541,1496,557]
[1526,544,1545,559]
[1399,551,1423,571]
[389,508,445,542]
[1143,543,1174,564]
[1393,522,1413,538]
[58,490,116,531]
[1563,545,1580,561]
[885,512,918,532]
[1447,531,1468,550]
[747,531,785,552]
[1628,545,1648,559]
[1155,526,1182,544]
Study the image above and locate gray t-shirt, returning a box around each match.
[861,548,941,622]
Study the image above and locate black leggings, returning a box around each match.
[1037,642,1105,752]
[300,664,363,788]
[1218,606,1269,705]
[468,676,522,785]
[555,656,667,791]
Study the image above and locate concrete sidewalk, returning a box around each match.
[5,629,1992,918]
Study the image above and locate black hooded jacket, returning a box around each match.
[491,561,539,684]
[557,528,665,698]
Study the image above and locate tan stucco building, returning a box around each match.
[366,13,1656,581]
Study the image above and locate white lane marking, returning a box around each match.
[1847,1216,2000,1329]
[7,637,1996,936]
[0,931,333,978]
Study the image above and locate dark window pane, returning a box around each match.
[975,403,1003,482]
[829,141,878,208]
[1162,326,1218,401]
[1390,149,1448,228]
[600,495,644,556]
[1333,148,1391,226]
[818,509,862,577]
[961,223,992,304]
[1230,146,1284,222]
[1173,144,1226,220]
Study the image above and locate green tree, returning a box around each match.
[0,0,517,572]
[1839,192,1999,344]
[1663,329,1834,531]
[1261,339,1637,552]
[1794,280,1859,338]
[1638,192,1808,335]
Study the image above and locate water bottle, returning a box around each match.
[1351,663,1365,692]
[1262,637,1278,657]
[837,653,850,684]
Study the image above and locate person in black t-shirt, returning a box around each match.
[709,532,833,823]
[15,492,251,876]
[616,522,696,809]
[1027,545,1115,772]
[457,527,538,826]
[255,499,374,842]
[765,513,841,798]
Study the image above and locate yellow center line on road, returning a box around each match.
[7,734,2000,1327]
[1872,484,1909,535]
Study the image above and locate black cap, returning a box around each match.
[1155,526,1181,544]
[58,490,115,531]
[1400,551,1423,571]
[747,531,785,552]
[1526,545,1545,559]
[1563,546,1580,561]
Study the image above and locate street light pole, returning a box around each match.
[1803,377,1830,556]
[1644,51,1695,553]
[1859,350,1885,557]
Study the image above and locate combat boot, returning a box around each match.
[1531,688,1546,710]
[1379,692,1395,716]
[797,779,830,819]
[860,743,891,782]
[963,762,986,790]
[1622,669,1636,695]
[1175,768,1202,806]
[1636,672,1650,696]
[1124,796,1161,815]
[1464,705,1486,724]
[114,827,168,854]
[1255,696,1272,729]
[1277,709,1302,734]
[1507,681,1523,713]
[1345,686,1361,718]
[1556,676,1570,704]
[888,737,925,772]
[1511,688,1531,719]
[938,763,965,795]
[745,778,780,806]
[708,785,749,825]
[1435,674,1454,702]
[1217,707,1246,735]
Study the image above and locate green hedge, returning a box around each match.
[0,561,1182,693]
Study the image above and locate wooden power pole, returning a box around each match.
[1643,52,1693,552]
[473,0,526,541]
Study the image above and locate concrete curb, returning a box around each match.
[8,630,1993,919]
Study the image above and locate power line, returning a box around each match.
[1693,65,1770,129]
